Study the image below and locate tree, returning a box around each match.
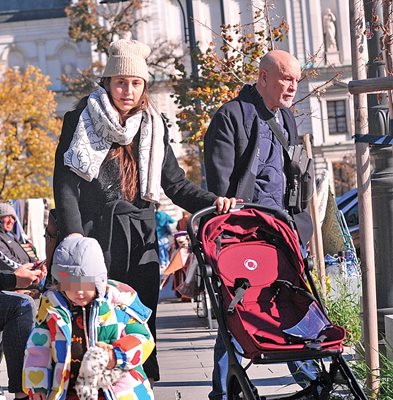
[170,8,290,182]
[0,66,61,200]
[170,8,283,147]
[63,0,181,97]
[170,7,343,184]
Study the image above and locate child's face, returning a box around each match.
[61,281,97,306]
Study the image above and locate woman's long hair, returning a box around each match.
[100,77,149,201]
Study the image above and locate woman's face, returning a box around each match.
[1,215,15,232]
[109,76,145,118]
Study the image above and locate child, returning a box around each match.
[23,236,155,400]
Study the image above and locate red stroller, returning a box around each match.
[188,204,366,400]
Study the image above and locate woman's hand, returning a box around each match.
[213,197,238,214]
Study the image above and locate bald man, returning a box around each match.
[204,50,314,399]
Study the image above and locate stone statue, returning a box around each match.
[323,8,337,51]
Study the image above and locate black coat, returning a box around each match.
[204,84,312,244]
[0,270,16,290]
[54,107,217,240]
[204,84,298,201]
[53,105,218,381]
[0,231,36,271]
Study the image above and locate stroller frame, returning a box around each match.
[188,204,367,400]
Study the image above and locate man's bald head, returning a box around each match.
[259,50,299,73]
[256,50,301,111]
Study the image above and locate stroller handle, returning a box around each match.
[187,202,294,239]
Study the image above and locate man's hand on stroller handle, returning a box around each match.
[213,197,242,214]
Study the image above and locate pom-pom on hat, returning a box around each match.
[102,39,151,82]
[52,236,107,298]
[0,203,17,219]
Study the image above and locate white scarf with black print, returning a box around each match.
[64,86,165,203]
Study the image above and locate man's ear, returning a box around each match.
[258,68,267,87]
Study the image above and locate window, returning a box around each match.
[327,100,347,134]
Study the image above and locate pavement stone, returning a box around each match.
[154,297,299,400]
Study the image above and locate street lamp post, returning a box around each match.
[175,0,198,80]
[363,0,393,321]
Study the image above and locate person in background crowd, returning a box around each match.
[0,262,44,400]
[176,210,190,232]
[0,203,38,271]
[23,236,155,400]
[204,49,314,400]
[53,38,237,385]
[155,204,175,271]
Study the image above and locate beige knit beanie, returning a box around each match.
[102,39,151,81]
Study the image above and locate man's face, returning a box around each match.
[1,215,15,232]
[258,59,301,111]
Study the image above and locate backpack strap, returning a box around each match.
[266,117,290,153]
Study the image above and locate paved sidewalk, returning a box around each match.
[154,298,300,400]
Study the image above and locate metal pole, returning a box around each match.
[350,0,380,396]
[185,0,198,81]
[364,0,393,323]
[303,135,327,299]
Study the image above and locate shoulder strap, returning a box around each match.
[266,117,289,153]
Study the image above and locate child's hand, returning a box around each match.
[95,342,116,369]
[32,392,47,400]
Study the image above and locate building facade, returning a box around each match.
[0,0,359,199]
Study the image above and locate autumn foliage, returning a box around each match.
[0,66,61,200]
[170,10,289,147]
[63,0,180,97]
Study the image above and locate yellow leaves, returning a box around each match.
[0,66,60,200]
[172,10,288,146]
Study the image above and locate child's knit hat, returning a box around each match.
[102,39,151,82]
[51,236,107,297]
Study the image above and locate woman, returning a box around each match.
[0,203,37,271]
[53,38,236,384]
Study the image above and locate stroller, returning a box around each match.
[188,204,366,400]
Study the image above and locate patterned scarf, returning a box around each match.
[64,86,165,203]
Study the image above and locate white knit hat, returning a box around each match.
[0,203,17,219]
[102,39,151,81]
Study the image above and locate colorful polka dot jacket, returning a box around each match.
[23,280,155,400]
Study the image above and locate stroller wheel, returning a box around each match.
[316,356,367,400]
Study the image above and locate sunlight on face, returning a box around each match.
[61,281,97,306]
[109,76,145,119]
[258,56,301,111]
[1,215,16,232]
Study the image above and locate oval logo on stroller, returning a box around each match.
[244,259,258,271]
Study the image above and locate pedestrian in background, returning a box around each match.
[154,204,174,271]
[176,210,190,232]
[0,203,38,271]
[0,262,43,400]
[53,38,236,384]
